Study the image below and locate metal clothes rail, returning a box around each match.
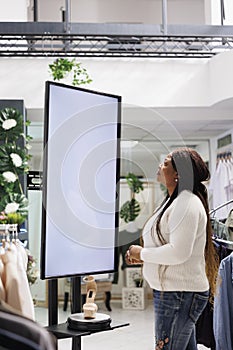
[209,199,233,216]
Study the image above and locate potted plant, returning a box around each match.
[48,58,92,86]
[120,172,144,223]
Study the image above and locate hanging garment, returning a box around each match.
[1,244,34,320]
[225,209,233,240]
[16,243,35,320]
[225,159,233,205]
[0,258,6,301]
[211,217,229,240]
[196,240,233,349]
[16,240,28,271]
[213,252,233,350]
[209,159,233,219]
[196,301,216,349]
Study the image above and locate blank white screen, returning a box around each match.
[42,82,121,278]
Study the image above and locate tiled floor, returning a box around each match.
[35,300,209,350]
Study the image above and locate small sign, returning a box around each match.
[27,171,43,190]
[217,134,232,149]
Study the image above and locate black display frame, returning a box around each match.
[41,81,121,280]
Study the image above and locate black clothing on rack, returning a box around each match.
[196,301,215,349]
[0,300,57,350]
[196,199,233,349]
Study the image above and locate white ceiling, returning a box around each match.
[122,103,233,140]
[28,99,233,168]
[120,101,233,166]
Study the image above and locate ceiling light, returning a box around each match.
[121,140,139,148]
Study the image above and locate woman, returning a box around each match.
[126,147,219,350]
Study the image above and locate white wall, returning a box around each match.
[204,0,221,24]
[205,0,233,25]
[27,0,205,25]
[169,52,233,107]
[0,52,232,109]
[0,0,28,21]
[224,0,233,24]
[0,0,231,28]
[0,57,206,109]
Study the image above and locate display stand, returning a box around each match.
[71,277,82,314]
[46,277,129,350]
[48,279,58,326]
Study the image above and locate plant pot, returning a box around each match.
[135,279,142,288]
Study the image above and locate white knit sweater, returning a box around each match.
[140,190,209,292]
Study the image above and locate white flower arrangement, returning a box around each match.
[10,153,23,167]
[2,118,17,130]
[0,107,32,225]
[2,171,17,183]
[5,202,20,214]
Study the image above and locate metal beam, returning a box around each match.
[1,22,233,36]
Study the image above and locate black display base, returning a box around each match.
[46,319,130,350]
[45,323,89,350]
[67,312,111,332]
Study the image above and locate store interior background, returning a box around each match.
[1,0,233,308]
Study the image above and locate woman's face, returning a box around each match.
[157,155,178,190]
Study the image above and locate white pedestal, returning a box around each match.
[122,287,146,310]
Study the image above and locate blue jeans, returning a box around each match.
[153,290,209,350]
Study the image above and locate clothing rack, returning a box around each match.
[210,199,233,247]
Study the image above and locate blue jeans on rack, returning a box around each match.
[153,290,209,350]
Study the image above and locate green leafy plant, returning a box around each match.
[120,173,144,223]
[49,58,92,86]
[0,107,32,225]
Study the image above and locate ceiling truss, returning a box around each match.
[0,23,233,58]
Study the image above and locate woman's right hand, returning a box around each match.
[125,248,143,265]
